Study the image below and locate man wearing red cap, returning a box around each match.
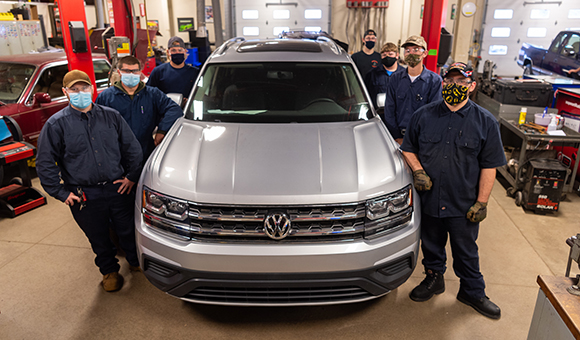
[401,62,506,319]
[36,70,143,293]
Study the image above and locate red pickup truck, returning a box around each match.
[0,52,111,145]
[517,30,580,79]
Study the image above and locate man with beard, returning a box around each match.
[351,29,382,78]
[364,42,405,109]
[147,36,200,107]
[383,35,442,144]
[401,62,506,319]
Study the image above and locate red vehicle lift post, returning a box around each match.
[57,0,97,98]
[420,0,448,73]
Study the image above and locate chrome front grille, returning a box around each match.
[187,203,367,242]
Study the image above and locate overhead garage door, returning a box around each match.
[234,0,330,39]
[480,0,580,76]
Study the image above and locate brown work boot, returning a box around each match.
[129,265,141,273]
[102,272,124,292]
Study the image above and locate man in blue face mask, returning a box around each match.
[351,29,382,78]
[147,36,200,107]
[36,70,143,293]
[96,56,183,160]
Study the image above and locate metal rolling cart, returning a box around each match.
[497,116,580,194]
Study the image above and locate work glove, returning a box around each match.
[412,170,432,191]
[467,201,488,223]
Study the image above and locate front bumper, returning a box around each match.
[135,202,421,306]
[142,251,417,306]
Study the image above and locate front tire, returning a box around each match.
[523,63,533,76]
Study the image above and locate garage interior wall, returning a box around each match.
[0,0,486,62]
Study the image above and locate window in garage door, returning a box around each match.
[234,0,330,39]
[479,0,580,76]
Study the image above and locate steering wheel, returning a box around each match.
[9,84,23,94]
[305,98,336,106]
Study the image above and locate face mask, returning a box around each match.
[364,41,375,50]
[69,91,92,109]
[382,56,397,67]
[442,83,470,105]
[121,73,141,88]
[171,53,185,65]
[405,54,422,68]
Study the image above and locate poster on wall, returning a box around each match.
[147,20,159,31]
[205,6,213,23]
[178,18,194,32]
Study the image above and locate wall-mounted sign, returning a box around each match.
[177,18,194,32]
[462,2,477,17]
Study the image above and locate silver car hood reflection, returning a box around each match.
[145,117,409,205]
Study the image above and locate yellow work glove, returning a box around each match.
[467,201,488,223]
[412,170,432,191]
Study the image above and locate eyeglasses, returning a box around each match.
[443,78,472,86]
[404,47,425,54]
[119,68,141,74]
[66,85,91,93]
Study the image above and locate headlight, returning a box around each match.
[365,185,413,239]
[366,185,412,220]
[142,187,189,221]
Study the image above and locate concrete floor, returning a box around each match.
[1,177,579,339]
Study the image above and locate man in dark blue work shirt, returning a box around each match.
[36,70,143,292]
[401,62,506,319]
[147,36,199,107]
[351,29,382,78]
[364,42,405,109]
[383,35,442,144]
[96,56,183,160]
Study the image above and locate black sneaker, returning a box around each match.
[457,290,501,320]
[409,269,445,302]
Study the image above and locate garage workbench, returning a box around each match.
[498,117,580,193]
[528,275,580,340]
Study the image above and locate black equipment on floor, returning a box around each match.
[514,158,568,214]
[493,79,553,107]
[0,116,47,218]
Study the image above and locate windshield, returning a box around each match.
[0,63,35,104]
[185,62,373,123]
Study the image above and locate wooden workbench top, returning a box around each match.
[537,275,580,338]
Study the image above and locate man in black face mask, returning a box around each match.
[383,35,442,145]
[364,42,405,110]
[147,36,200,107]
[351,29,382,78]
[400,62,506,320]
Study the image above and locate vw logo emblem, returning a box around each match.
[264,213,291,240]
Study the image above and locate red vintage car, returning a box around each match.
[0,52,111,145]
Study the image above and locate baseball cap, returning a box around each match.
[363,29,376,38]
[62,70,92,88]
[168,36,185,49]
[401,35,427,51]
[443,62,474,80]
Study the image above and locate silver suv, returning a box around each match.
[136,37,421,306]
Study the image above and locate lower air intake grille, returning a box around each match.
[185,286,372,304]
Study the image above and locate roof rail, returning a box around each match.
[215,37,246,56]
[316,36,341,55]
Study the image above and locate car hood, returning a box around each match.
[144,117,409,205]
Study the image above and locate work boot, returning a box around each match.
[102,272,124,292]
[129,265,141,273]
[457,290,501,320]
[409,269,445,302]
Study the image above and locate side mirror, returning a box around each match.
[34,92,52,104]
[376,93,386,108]
[564,47,576,57]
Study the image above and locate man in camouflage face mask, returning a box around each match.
[383,35,442,145]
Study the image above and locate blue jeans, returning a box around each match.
[69,183,139,275]
[420,213,486,299]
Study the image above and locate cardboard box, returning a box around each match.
[563,114,580,132]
